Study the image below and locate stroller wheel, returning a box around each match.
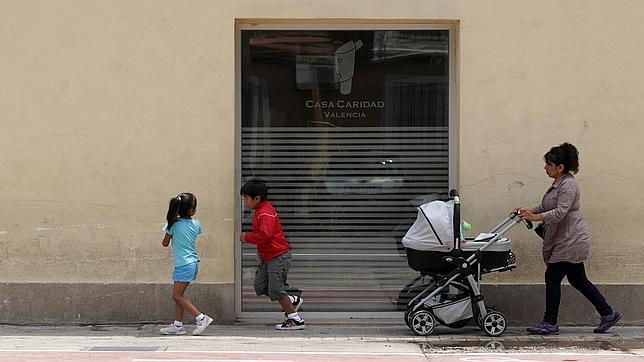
[404,309,413,329]
[480,311,507,337]
[409,310,436,336]
[476,307,495,331]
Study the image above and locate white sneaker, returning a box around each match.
[192,315,213,335]
[275,318,305,330]
[160,323,186,335]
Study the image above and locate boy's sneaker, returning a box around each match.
[276,318,305,330]
[526,321,560,335]
[594,311,622,333]
[192,315,214,336]
[160,323,186,335]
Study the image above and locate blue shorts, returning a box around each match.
[173,262,199,283]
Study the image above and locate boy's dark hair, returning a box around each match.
[166,192,197,229]
[240,179,268,201]
[544,142,579,174]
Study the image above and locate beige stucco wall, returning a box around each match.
[1,0,642,287]
[456,1,644,283]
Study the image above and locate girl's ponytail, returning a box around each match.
[165,193,197,230]
[166,195,182,230]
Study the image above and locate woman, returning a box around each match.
[517,143,621,334]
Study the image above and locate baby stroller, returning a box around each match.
[401,189,532,337]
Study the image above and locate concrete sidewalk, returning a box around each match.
[0,321,643,354]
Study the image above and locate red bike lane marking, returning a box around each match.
[0,350,427,362]
[0,351,642,362]
[427,353,644,362]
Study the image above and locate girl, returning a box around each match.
[160,192,213,336]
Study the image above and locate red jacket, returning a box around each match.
[244,200,290,261]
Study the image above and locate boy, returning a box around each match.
[240,179,304,330]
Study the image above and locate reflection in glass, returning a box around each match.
[241,29,450,312]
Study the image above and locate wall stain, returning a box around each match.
[508,180,525,191]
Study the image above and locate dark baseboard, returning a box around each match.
[0,283,640,326]
[481,284,642,325]
[0,283,235,325]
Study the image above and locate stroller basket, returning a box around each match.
[405,248,516,274]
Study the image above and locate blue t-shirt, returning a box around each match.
[163,218,202,267]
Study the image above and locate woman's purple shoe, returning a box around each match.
[594,311,622,333]
[526,321,560,335]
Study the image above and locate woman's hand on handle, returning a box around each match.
[513,207,530,216]
[519,209,543,222]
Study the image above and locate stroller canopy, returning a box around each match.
[402,200,455,251]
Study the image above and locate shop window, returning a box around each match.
[240,28,452,312]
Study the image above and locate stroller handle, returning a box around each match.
[510,211,534,229]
